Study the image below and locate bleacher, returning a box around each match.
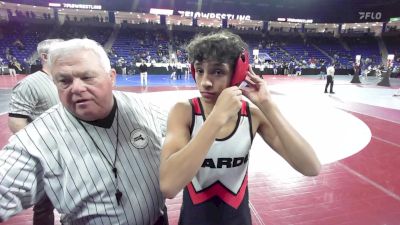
[0,18,397,76]
[383,36,400,67]
[111,26,169,64]
[343,36,381,66]
[0,22,53,68]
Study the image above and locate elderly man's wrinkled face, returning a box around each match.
[52,50,116,121]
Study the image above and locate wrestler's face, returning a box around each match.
[52,50,116,121]
[193,60,232,103]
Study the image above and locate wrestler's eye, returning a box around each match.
[214,69,223,76]
[196,69,204,75]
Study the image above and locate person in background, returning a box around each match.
[8,38,64,225]
[169,63,177,80]
[176,62,183,80]
[139,60,148,86]
[319,63,326,80]
[324,63,335,94]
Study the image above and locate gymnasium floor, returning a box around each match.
[0,74,399,225]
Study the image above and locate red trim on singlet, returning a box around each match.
[240,100,247,116]
[191,98,202,114]
[186,174,248,209]
[191,98,248,116]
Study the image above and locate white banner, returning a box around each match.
[177,11,251,21]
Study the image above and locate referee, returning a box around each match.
[8,39,63,132]
[8,38,63,225]
[1,38,168,225]
[324,63,335,94]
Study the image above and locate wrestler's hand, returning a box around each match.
[211,86,242,124]
[240,67,272,107]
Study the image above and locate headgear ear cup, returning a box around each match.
[191,64,196,81]
[230,50,249,86]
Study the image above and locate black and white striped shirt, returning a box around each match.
[0,91,167,225]
[9,70,59,121]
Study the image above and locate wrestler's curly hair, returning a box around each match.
[186,30,248,70]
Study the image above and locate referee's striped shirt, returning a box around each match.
[9,70,59,121]
[0,91,167,225]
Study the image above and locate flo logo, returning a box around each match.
[130,129,148,149]
[359,12,382,20]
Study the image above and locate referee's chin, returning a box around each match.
[66,97,115,121]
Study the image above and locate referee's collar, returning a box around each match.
[81,96,117,128]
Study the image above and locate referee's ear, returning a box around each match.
[109,69,117,86]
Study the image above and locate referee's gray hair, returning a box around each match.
[48,38,111,72]
[37,39,64,55]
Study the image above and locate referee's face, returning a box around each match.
[52,50,116,121]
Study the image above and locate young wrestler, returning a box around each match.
[160,31,321,225]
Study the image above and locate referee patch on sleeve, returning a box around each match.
[130,129,148,149]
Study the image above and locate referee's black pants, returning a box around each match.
[325,75,334,93]
[33,194,55,225]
